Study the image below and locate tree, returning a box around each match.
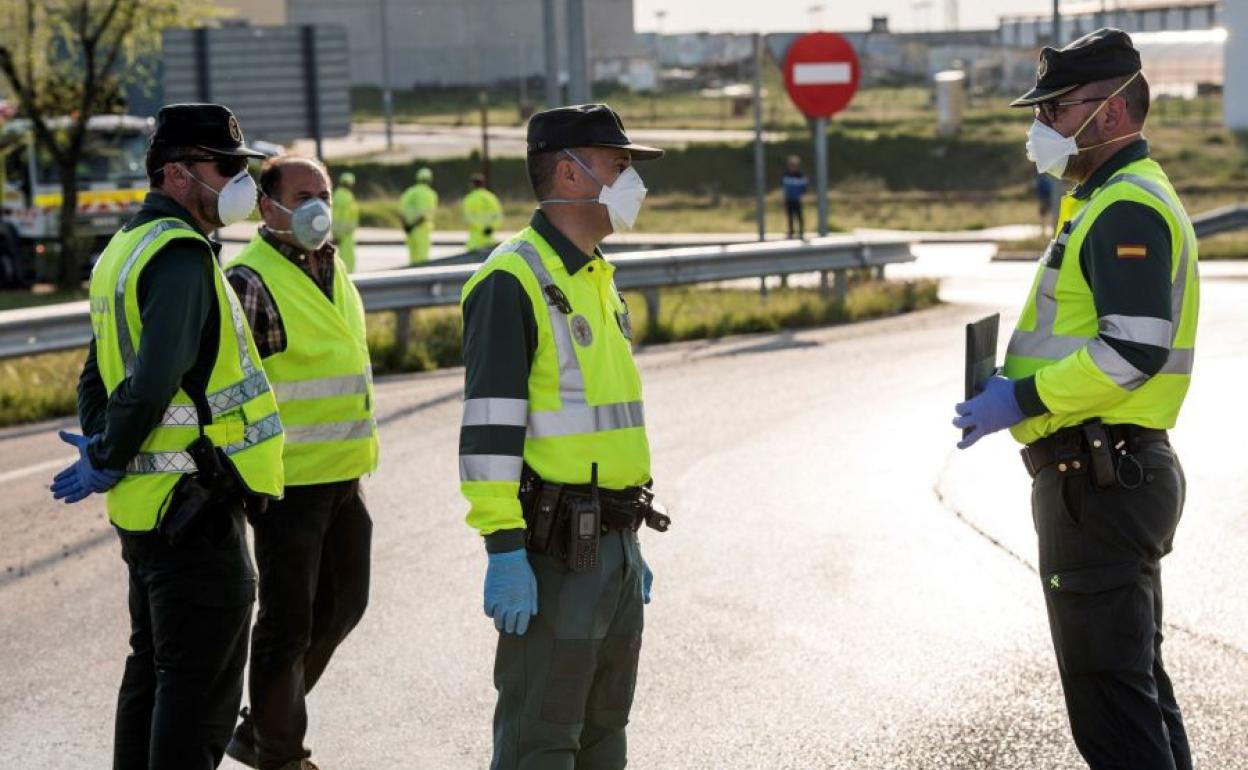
[0,0,205,289]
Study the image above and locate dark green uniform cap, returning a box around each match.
[150,103,266,158]
[526,103,663,160]
[1010,28,1142,107]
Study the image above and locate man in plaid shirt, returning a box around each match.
[223,156,376,770]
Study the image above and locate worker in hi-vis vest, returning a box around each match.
[59,103,283,770]
[953,30,1199,770]
[223,155,378,770]
[400,166,438,264]
[459,104,671,770]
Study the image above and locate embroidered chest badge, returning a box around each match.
[1116,243,1147,259]
[571,314,594,346]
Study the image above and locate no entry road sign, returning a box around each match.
[782,32,861,119]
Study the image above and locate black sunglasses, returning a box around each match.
[175,154,249,178]
[1034,96,1111,124]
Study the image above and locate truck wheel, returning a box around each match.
[0,232,20,288]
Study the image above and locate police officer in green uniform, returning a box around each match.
[952,30,1198,770]
[458,104,668,770]
[55,103,285,769]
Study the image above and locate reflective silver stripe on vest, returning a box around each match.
[127,411,283,474]
[272,373,369,402]
[527,401,645,438]
[459,453,524,482]
[1099,314,1174,348]
[511,241,587,404]
[114,221,272,430]
[1116,173,1195,339]
[1087,338,1149,390]
[479,241,648,441]
[115,220,195,376]
[283,418,376,444]
[221,279,260,377]
[158,370,273,426]
[1008,173,1196,378]
[1161,348,1195,374]
[462,397,528,427]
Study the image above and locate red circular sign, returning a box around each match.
[783,32,861,119]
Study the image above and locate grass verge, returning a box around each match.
[0,349,85,427]
[0,279,939,428]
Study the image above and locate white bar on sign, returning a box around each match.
[793,62,852,86]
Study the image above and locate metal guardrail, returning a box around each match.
[1192,204,1248,238]
[0,235,914,361]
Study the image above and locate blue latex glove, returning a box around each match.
[484,549,538,636]
[50,431,124,504]
[952,376,1025,450]
[641,558,653,605]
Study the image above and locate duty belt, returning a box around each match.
[519,471,671,534]
[1021,421,1169,480]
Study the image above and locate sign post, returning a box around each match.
[782,32,860,236]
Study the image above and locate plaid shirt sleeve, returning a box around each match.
[225,265,286,358]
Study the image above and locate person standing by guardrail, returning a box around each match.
[399,166,438,264]
[782,154,809,239]
[55,103,285,770]
[952,29,1199,770]
[331,172,359,272]
[463,172,503,254]
[222,155,378,770]
[458,103,671,770]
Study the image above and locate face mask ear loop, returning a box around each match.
[539,150,611,208]
[1073,70,1141,145]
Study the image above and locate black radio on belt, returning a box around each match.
[566,463,602,572]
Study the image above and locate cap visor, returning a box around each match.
[621,143,664,161]
[196,143,269,159]
[1009,83,1079,108]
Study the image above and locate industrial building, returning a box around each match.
[220,0,639,88]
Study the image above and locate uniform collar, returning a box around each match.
[1073,139,1150,200]
[133,192,221,254]
[530,209,598,275]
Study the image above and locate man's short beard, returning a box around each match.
[192,183,223,229]
[1064,122,1104,182]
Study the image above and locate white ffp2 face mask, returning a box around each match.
[1025,71,1142,179]
[267,197,333,251]
[539,151,648,232]
[187,166,258,226]
[1026,121,1078,178]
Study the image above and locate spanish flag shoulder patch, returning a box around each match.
[1116,243,1148,259]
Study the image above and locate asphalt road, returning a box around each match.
[2,251,1246,769]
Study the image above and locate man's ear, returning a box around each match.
[1106,94,1130,131]
[165,162,187,191]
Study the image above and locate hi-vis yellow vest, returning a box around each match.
[458,227,649,534]
[229,236,379,485]
[1004,157,1199,444]
[88,218,285,531]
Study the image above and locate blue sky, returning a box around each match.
[635,0,1057,33]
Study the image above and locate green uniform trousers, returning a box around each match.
[406,228,431,265]
[1033,439,1191,770]
[491,528,645,770]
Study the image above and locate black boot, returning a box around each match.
[225,707,259,768]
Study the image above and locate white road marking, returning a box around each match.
[0,455,75,486]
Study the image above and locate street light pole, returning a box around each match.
[379,0,394,148]
[542,0,560,107]
[752,32,766,243]
[566,0,590,104]
[1053,0,1062,45]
